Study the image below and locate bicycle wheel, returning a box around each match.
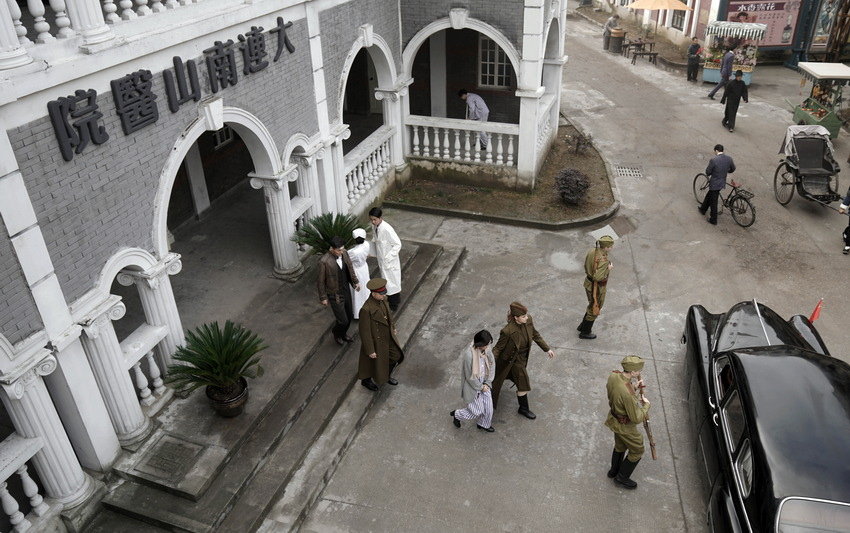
[693,173,709,204]
[774,163,795,205]
[730,195,755,228]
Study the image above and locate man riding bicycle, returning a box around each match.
[699,144,736,225]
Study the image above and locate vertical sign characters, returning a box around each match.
[725,2,803,48]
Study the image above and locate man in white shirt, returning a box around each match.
[317,236,360,345]
[458,89,490,150]
[369,207,402,310]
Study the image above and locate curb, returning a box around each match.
[383,199,619,232]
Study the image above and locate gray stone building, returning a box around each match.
[0,0,565,529]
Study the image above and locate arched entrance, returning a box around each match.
[538,16,564,164]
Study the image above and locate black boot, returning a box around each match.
[579,320,597,340]
[577,319,586,332]
[517,395,536,419]
[614,458,640,489]
[607,450,625,478]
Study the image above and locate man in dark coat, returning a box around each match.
[699,144,736,225]
[707,48,734,99]
[686,37,701,82]
[317,236,360,345]
[358,278,404,391]
[491,302,556,419]
[721,70,748,132]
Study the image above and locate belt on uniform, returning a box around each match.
[587,277,608,286]
[611,411,631,424]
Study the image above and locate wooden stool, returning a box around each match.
[631,51,658,66]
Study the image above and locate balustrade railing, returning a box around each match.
[0,434,57,533]
[407,115,518,168]
[343,125,394,208]
[536,94,557,157]
[121,323,171,415]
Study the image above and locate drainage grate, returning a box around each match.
[614,165,644,179]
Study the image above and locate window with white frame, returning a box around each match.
[671,0,688,30]
[478,35,511,89]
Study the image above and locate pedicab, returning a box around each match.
[791,62,850,139]
[774,125,842,207]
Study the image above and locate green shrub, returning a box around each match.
[291,212,366,255]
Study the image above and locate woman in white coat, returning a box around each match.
[368,207,402,310]
[348,228,371,319]
[450,330,496,432]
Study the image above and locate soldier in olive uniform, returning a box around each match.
[605,355,650,489]
[358,278,405,391]
[578,235,614,340]
[491,302,556,419]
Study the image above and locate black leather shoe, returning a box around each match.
[698,207,706,215]
[579,332,597,340]
[361,379,379,391]
[707,219,717,225]
[343,334,354,343]
[334,336,345,346]
[387,377,398,386]
[451,411,461,428]
[477,424,495,432]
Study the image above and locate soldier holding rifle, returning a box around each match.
[578,235,614,339]
[605,355,653,489]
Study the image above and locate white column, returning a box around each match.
[249,172,304,280]
[64,0,114,48]
[79,297,151,447]
[516,89,543,190]
[518,0,546,190]
[328,124,351,213]
[117,254,184,369]
[375,82,409,171]
[0,353,95,508]
[184,143,211,216]
[429,31,447,117]
[0,0,32,70]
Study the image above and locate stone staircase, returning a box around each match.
[86,240,464,532]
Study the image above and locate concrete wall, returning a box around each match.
[6,19,317,307]
[400,0,525,52]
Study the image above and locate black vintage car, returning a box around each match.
[682,300,850,532]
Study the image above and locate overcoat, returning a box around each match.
[460,344,495,405]
[491,317,550,406]
[371,220,402,296]
[358,296,404,385]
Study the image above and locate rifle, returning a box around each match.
[636,377,658,460]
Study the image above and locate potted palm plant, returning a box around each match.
[166,321,266,417]
[291,212,366,254]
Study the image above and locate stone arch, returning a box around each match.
[544,16,561,60]
[94,248,159,299]
[336,29,399,124]
[402,17,522,82]
[152,106,282,258]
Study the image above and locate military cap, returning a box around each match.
[621,355,644,372]
[509,301,528,317]
[597,235,615,248]
[366,278,387,293]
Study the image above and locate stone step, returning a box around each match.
[253,244,465,532]
[98,242,447,532]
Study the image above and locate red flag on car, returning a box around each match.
[809,298,824,322]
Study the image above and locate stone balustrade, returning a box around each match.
[407,115,519,168]
[343,125,394,208]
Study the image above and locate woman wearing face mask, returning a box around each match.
[451,330,496,432]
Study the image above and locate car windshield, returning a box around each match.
[778,498,850,532]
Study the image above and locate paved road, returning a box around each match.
[295,15,850,533]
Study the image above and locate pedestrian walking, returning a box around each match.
[450,330,496,433]
[686,37,701,82]
[578,235,614,340]
[721,70,748,132]
[603,14,620,49]
[491,302,556,419]
[358,278,405,391]
[605,356,651,490]
[707,48,735,99]
[317,236,360,346]
[698,144,736,225]
[458,89,490,149]
[837,187,850,254]
[348,228,371,318]
[368,207,402,311]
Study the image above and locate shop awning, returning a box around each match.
[705,21,767,40]
[797,62,850,83]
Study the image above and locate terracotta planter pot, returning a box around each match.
[205,377,249,418]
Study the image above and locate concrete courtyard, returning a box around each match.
[286,13,850,533]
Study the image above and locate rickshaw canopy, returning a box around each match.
[779,125,834,158]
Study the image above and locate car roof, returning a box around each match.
[728,346,850,503]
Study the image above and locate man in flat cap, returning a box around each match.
[578,235,614,340]
[317,236,360,345]
[605,355,650,489]
[721,69,748,133]
[491,302,556,419]
[358,278,405,391]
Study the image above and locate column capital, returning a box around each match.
[515,86,546,99]
[80,295,126,339]
[249,166,298,190]
[117,253,182,289]
[1,354,57,400]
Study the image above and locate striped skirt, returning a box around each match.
[455,390,493,428]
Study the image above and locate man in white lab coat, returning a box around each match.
[368,207,402,310]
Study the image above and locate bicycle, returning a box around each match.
[692,173,756,228]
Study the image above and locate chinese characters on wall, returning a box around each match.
[48,18,295,162]
[725,1,802,48]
